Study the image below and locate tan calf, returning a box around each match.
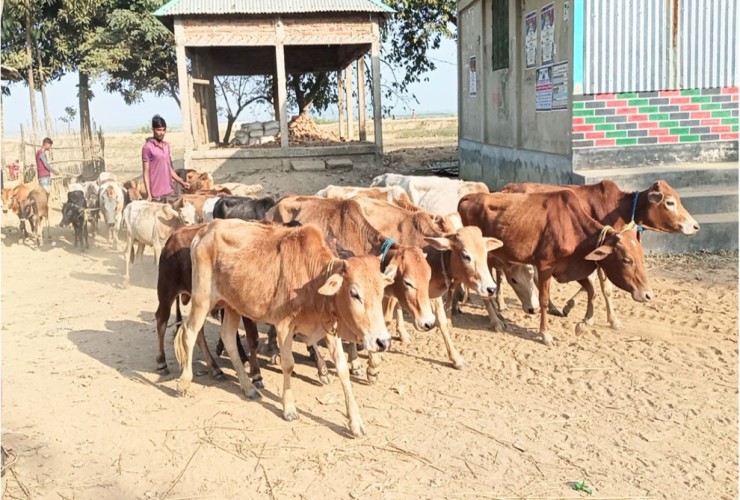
[175,219,395,437]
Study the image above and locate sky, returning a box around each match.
[2,38,457,138]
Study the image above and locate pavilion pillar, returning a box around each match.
[371,20,383,155]
[357,56,367,141]
[338,69,346,140]
[275,43,289,150]
[174,19,193,165]
[345,61,354,140]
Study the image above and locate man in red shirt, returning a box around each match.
[36,137,59,191]
[142,115,189,202]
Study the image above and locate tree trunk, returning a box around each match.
[223,116,236,145]
[78,72,94,161]
[24,0,38,136]
[37,51,51,137]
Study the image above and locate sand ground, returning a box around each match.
[1,123,738,499]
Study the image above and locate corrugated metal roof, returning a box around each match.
[154,0,394,17]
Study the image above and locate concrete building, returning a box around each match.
[457,0,738,252]
[154,0,392,173]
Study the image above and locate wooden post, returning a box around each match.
[275,43,289,150]
[371,20,383,155]
[358,56,367,141]
[19,123,26,170]
[345,61,354,141]
[337,69,346,140]
[174,19,194,165]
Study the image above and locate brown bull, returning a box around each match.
[458,191,653,346]
[499,179,697,328]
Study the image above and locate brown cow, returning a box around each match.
[458,191,653,346]
[500,179,697,328]
[175,219,395,437]
[19,187,50,248]
[266,195,436,382]
[353,196,502,371]
[123,178,148,203]
[155,224,253,381]
[2,182,36,216]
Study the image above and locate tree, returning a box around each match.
[85,0,179,106]
[215,76,271,144]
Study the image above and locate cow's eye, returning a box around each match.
[403,279,415,289]
[510,278,518,285]
[623,257,633,264]
[462,252,472,262]
[666,199,675,207]
[350,290,362,303]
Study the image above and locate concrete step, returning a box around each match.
[642,212,738,253]
[677,186,738,215]
[573,162,738,191]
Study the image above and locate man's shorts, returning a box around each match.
[39,176,51,190]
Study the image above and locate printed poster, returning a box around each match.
[551,61,569,110]
[524,11,538,69]
[536,66,553,112]
[469,56,477,96]
[540,3,555,65]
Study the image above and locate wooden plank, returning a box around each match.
[345,61,354,141]
[358,56,367,141]
[371,19,383,154]
[275,43,289,150]
[174,20,194,164]
[190,77,210,86]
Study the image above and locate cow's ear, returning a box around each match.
[424,236,452,251]
[585,244,615,261]
[319,274,344,296]
[382,264,397,285]
[483,237,504,252]
[647,191,664,204]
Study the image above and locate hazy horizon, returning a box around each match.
[2,38,457,139]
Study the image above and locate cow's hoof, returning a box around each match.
[549,305,565,317]
[399,334,413,345]
[542,334,556,347]
[350,367,363,377]
[366,370,379,385]
[176,380,190,396]
[452,359,466,370]
[245,388,262,401]
[319,373,331,386]
[156,364,170,375]
[283,406,299,422]
[350,421,366,438]
[562,300,575,317]
[252,377,265,389]
[575,322,586,336]
[269,353,280,365]
[610,319,623,330]
[211,368,225,380]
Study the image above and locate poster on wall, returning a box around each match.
[469,56,477,96]
[536,66,553,112]
[524,11,538,69]
[564,1,569,22]
[540,3,555,65]
[551,61,569,110]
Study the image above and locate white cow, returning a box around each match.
[201,197,220,222]
[370,173,489,215]
[97,171,118,186]
[99,181,125,249]
[122,200,197,283]
[315,185,412,205]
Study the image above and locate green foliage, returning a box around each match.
[59,105,77,125]
[85,0,179,105]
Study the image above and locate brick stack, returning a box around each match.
[572,87,739,149]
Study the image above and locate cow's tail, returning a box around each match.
[174,324,187,368]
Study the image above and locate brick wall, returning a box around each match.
[572,88,739,149]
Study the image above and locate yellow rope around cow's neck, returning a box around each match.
[598,221,637,246]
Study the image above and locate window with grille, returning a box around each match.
[491,0,509,71]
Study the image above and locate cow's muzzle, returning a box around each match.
[376,338,391,352]
[632,289,653,302]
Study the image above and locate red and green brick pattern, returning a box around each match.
[572,87,739,149]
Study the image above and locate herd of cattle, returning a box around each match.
[1,171,700,437]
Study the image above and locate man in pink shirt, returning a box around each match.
[142,115,189,201]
